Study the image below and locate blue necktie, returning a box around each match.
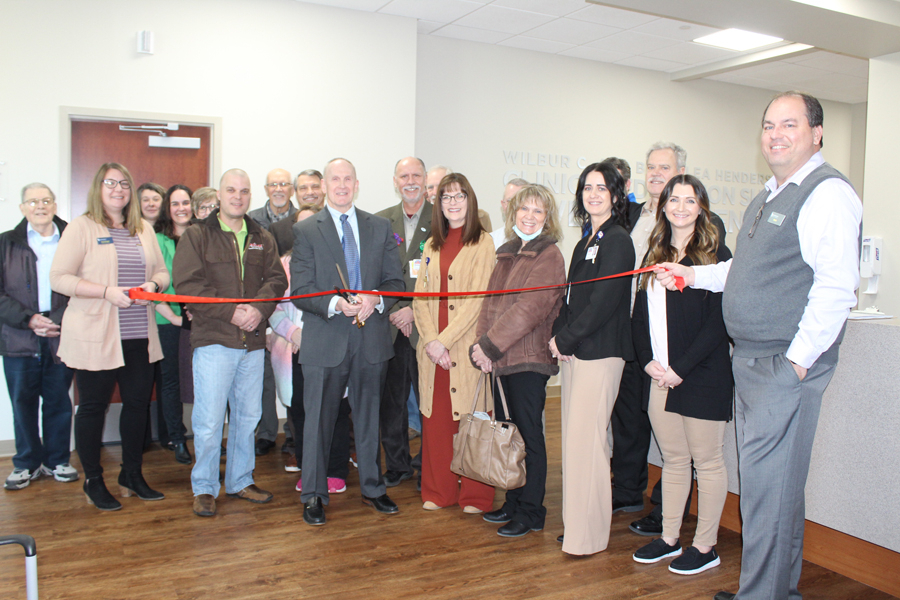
[341,214,361,291]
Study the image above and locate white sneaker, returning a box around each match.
[4,467,42,490]
[46,463,79,482]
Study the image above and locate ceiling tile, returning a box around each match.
[454,5,556,34]
[558,45,631,63]
[791,51,869,77]
[587,30,679,55]
[498,35,575,53]
[524,17,621,45]
[567,4,658,29]
[631,17,720,42]
[642,41,736,65]
[733,61,825,85]
[298,0,391,10]
[491,0,586,18]
[417,19,443,33]
[430,23,511,43]
[378,0,482,23]
[615,54,686,72]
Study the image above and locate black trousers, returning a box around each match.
[495,371,550,530]
[290,359,350,480]
[75,339,155,479]
[379,333,418,475]
[610,360,652,505]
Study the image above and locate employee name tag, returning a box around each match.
[409,259,421,278]
[585,246,598,261]
[767,212,786,226]
[97,237,113,245]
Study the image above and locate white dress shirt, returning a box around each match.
[693,152,862,368]
[26,222,61,313]
[324,204,385,318]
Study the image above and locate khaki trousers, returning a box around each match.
[648,384,727,547]
[560,356,624,555]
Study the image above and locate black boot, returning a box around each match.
[84,476,122,511]
[118,468,165,501]
[173,442,192,465]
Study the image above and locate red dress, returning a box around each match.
[421,227,495,510]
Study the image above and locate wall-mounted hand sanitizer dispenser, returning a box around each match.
[860,236,882,294]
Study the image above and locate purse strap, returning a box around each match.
[491,372,512,422]
[467,372,488,414]
[466,372,513,421]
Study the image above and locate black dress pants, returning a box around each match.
[611,360,652,505]
[75,339,155,479]
[379,333,418,475]
[495,371,549,530]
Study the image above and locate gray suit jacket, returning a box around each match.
[291,207,405,368]
[375,201,433,347]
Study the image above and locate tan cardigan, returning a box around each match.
[50,215,169,371]
[414,231,495,420]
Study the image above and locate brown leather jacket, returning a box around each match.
[472,235,566,377]
[173,212,287,351]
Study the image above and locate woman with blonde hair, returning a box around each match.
[631,174,732,574]
[414,173,495,513]
[471,184,566,537]
[50,162,169,511]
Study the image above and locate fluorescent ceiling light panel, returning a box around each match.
[693,28,783,51]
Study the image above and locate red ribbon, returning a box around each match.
[128,266,684,304]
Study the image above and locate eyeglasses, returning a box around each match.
[440,192,467,204]
[266,182,293,189]
[197,203,218,216]
[24,198,55,208]
[102,179,131,190]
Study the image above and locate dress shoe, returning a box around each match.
[630,512,663,536]
[255,438,275,456]
[713,593,736,600]
[84,476,122,511]
[498,520,541,538]
[363,494,399,514]
[483,508,512,524]
[463,505,483,514]
[226,484,273,504]
[303,497,326,526]
[118,469,165,500]
[193,494,216,517]
[556,534,564,543]
[423,501,443,511]
[612,498,644,513]
[383,469,412,487]
[173,442,192,465]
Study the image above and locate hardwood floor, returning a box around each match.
[0,400,894,600]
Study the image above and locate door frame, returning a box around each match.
[59,106,222,220]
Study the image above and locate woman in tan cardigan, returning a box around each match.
[50,162,169,511]
[413,173,495,513]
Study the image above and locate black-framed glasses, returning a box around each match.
[266,182,293,189]
[440,192,467,204]
[102,179,131,190]
[24,198,55,208]
[197,203,218,216]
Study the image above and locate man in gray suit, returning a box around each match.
[658,92,862,600]
[291,158,406,526]
[375,157,432,487]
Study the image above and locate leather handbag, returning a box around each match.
[450,373,526,490]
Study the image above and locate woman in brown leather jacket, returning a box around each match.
[470,184,566,538]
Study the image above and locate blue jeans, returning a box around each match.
[191,345,263,497]
[3,337,75,471]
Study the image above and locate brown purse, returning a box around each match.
[450,373,527,490]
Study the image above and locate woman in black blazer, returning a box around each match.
[549,162,634,556]
[630,174,733,576]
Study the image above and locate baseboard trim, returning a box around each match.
[647,464,900,597]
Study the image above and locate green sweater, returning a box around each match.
[155,232,182,325]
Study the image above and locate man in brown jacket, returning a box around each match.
[173,169,288,517]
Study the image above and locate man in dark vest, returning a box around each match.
[657,92,862,600]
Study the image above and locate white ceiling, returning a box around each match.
[297,0,873,104]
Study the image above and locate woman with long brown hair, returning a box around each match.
[413,173,495,513]
[50,162,169,511]
[631,174,732,574]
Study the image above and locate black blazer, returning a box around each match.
[631,244,734,421]
[552,217,635,361]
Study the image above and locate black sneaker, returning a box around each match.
[633,538,682,564]
[668,546,720,575]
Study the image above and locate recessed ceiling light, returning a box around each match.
[693,28,784,51]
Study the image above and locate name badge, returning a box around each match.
[585,246,598,261]
[97,237,113,245]
[409,259,421,279]
[767,212,786,226]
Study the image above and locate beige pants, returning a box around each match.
[560,356,625,555]
[648,384,727,547]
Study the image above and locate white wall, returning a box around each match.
[0,0,418,444]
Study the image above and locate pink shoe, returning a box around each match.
[328,478,346,494]
[295,478,302,492]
